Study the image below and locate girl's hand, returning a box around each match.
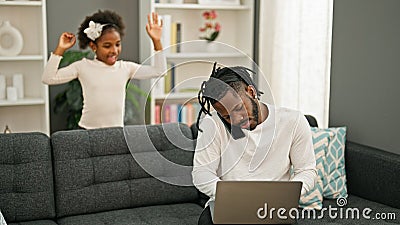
[146,12,163,51]
[54,32,76,56]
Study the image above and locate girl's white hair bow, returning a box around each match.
[84,21,106,41]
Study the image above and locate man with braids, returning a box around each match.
[192,63,317,224]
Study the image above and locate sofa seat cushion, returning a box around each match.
[297,195,400,224]
[56,203,203,225]
[8,220,58,225]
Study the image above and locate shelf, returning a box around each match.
[0,55,44,61]
[143,0,254,124]
[0,0,49,134]
[166,52,247,60]
[0,1,42,6]
[154,92,198,100]
[154,3,249,10]
[0,98,45,106]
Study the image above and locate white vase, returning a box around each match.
[0,21,24,56]
[170,0,184,4]
[7,86,17,101]
[206,41,218,53]
[0,75,5,100]
[13,73,24,99]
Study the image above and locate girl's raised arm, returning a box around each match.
[146,12,163,51]
[54,32,76,56]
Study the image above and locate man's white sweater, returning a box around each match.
[192,104,317,200]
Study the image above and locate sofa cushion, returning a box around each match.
[299,128,332,209]
[124,123,196,186]
[56,203,202,225]
[0,133,56,223]
[345,141,400,209]
[320,127,348,199]
[51,124,199,218]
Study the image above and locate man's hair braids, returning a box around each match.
[196,62,263,132]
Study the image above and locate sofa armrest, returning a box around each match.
[196,192,210,208]
[345,141,400,208]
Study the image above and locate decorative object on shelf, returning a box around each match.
[0,74,5,100]
[12,73,23,99]
[0,21,24,56]
[6,86,17,101]
[199,10,221,43]
[205,40,218,53]
[3,125,11,133]
[170,0,184,4]
[198,0,240,5]
[199,10,221,52]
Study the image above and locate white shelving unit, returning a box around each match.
[154,3,250,10]
[139,0,254,124]
[165,52,245,59]
[0,55,44,61]
[0,0,49,134]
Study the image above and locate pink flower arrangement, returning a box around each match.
[199,10,221,42]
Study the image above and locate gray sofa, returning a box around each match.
[1,124,202,225]
[0,123,399,224]
[297,141,400,224]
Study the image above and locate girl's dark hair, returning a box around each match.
[196,62,263,132]
[77,10,125,49]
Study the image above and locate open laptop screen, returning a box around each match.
[213,181,302,224]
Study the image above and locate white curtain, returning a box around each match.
[258,0,334,128]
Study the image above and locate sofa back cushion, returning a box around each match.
[51,123,199,218]
[345,141,400,208]
[0,132,56,222]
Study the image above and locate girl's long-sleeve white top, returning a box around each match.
[42,51,167,129]
[192,104,317,202]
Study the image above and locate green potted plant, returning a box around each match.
[54,50,150,129]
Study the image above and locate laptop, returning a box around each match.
[212,181,302,224]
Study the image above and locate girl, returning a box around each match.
[42,10,166,129]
